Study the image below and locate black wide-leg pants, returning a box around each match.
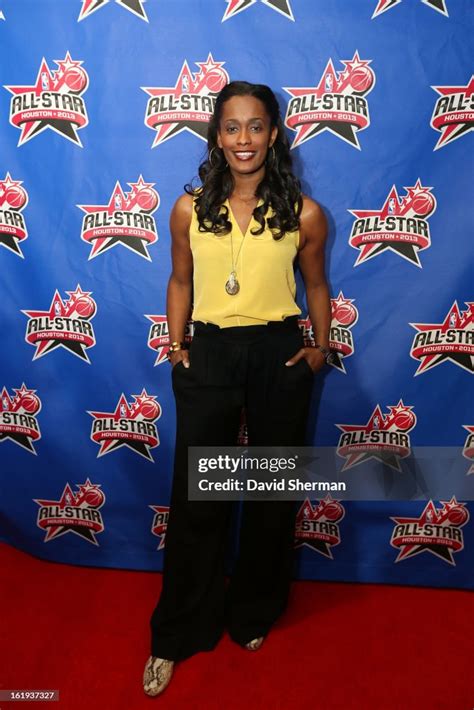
[150,316,314,662]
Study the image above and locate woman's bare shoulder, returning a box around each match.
[300,194,325,225]
[170,193,194,228]
[173,192,194,214]
[298,194,327,248]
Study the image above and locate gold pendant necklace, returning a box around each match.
[225,229,246,295]
[225,270,240,295]
[225,196,257,295]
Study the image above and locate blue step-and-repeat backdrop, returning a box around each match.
[0,0,473,589]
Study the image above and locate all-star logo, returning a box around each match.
[0,9,5,20]
[0,383,42,454]
[150,505,169,549]
[146,315,194,365]
[78,176,159,260]
[336,400,416,472]
[22,286,97,363]
[78,0,149,22]
[391,498,469,565]
[284,51,375,150]
[349,180,436,267]
[410,301,474,376]
[89,390,161,461]
[462,425,474,475]
[0,173,29,257]
[299,292,359,373]
[294,496,345,559]
[35,478,105,545]
[142,54,230,148]
[372,0,449,19]
[430,76,474,151]
[222,0,294,21]
[5,52,89,147]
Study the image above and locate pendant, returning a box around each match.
[225,271,240,295]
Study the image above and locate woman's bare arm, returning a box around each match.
[286,196,331,372]
[166,193,194,367]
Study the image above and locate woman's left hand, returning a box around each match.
[285,347,326,374]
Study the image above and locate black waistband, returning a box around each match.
[193,315,300,338]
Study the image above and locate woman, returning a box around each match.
[143,80,331,697]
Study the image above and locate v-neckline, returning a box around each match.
[226,197,263,238]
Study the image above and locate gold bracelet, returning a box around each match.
[167,341,183,359]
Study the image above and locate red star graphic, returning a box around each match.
[1,385,34,413]
[63,285,94,314]
[391,497,468,565]
[284,52,374,149]
[88,390,160,459]
[142,54,229,147]
[22,286,95,361]
[78,177,158,259]
[10,383,40,412]
[35,483,79,541]
[0,383,42,452]
[331,291,358,326]
[34,478,104,543]
[126,175,157,206]
[431,75,474,150]
[0,173,26,204]
[410,301,474,375]
[349,180,436,266]
[295,496,344,558]
[5,53,88,146]
[332,292,353,311]
[336,400,415,470]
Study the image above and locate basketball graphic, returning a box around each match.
[5,185,27,209]
[204,68,228,94]
[349,66,373,93]
[23,288,98,362]
[140,400,161,420]
[63,66,88,92]
[411,192,435,217]
[74,295,96,318]
[136,187,159,212]
[83,488,105,507]
[20,392,40,414]
[323,501,344,521]
[393,411,416,431]
[447,506,469,526]
[333,302,356,326]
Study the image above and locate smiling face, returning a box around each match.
[216,94,278,177]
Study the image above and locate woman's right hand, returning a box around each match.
[169,349,190,369]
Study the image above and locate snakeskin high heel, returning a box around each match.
[143,656,174,697]
[245,636,264,651]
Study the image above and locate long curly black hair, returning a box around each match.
[185,81,303,240]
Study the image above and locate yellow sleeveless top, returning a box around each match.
[190,196,301,327]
